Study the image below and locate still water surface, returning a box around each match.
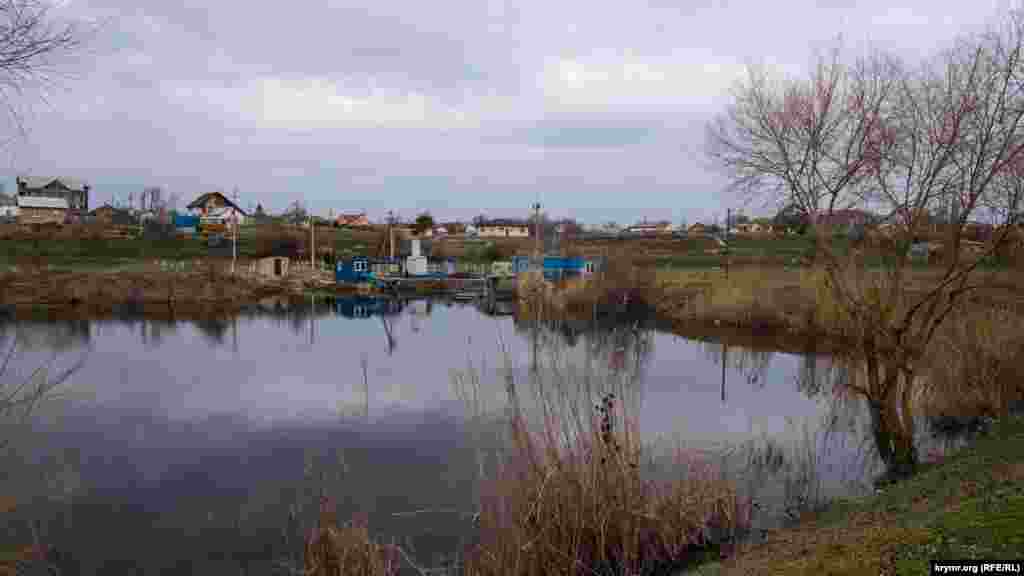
[0,296,924,574]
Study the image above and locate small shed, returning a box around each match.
[490,260,514,277]
[250,256,291,278]
[336,256,374,284]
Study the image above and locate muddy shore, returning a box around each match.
[0,267,372,321]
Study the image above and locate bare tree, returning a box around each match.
[707,42,899,243]
[0,0,87,132]
[0,333,86,451]
[706,11,1024,476]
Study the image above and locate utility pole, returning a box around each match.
[310,211,316,271]
[724,208,731,279]
[533,202,542,268]
[388,210,396,260]
[721,342,728,404]
[232,188,240,275]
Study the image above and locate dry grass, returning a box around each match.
[921,305,1024,420]
[650,267,821,332]
[456,338,751,576]
[0,263,292,314]
[302,503,400,576]
[300,333,752,576]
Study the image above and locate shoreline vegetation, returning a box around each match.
[3,247,1024,574]
[6,242,1024,569]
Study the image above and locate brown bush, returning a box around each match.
[303,500,400,576]
[923,306,1024,420]
[462,386,749,576]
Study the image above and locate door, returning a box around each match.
[274,258,282,276]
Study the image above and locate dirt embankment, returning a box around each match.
[0,266,304,318]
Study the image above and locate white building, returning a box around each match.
[477,218,530,238]
[405,238,429,276]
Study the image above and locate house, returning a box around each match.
[440,222,466,235]
[335,212,370,228]
[89,204,137,226]
[818,209,875,233]
[624,221,673,236]
[186,192,248,225]
[477,218,531,238]
[734,221,773,235]
[17,196,68,224]
[16,176,89,216]
[688,223,709,235]
[249,256,291,279]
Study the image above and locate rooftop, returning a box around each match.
[479,218,530,227]
[17,196,69,209]
[17,176,89,192]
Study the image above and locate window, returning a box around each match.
[585,262,595,274]
[353,260,368,272]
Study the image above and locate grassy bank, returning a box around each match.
[0,224,383,270]
[693,414,1024,576]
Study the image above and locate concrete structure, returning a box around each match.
[16,196,68,224]
[405,238,429,276]
[250,256,291,279]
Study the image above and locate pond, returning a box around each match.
[0,295,959,575]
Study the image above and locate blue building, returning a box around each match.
[511,255,606,281]
[173,214,200,235]
[333,296,403,318]
[335,256,375,284]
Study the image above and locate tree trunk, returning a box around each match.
[866,364,918,482]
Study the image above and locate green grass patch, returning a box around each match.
[712,415,1024,575]
[0,237,211,267]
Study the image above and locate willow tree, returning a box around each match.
[706,11,1024,476]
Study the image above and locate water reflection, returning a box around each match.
[0,305,975,574]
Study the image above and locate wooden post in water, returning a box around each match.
[721,341,728,403]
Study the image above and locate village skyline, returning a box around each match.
[0,0,1008,229]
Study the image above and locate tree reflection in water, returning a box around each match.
[700,340,775,392]
[195,317,231,347]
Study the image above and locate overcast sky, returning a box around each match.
[0,0,1012,224]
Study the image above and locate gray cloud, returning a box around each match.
[1,0,1010,224]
